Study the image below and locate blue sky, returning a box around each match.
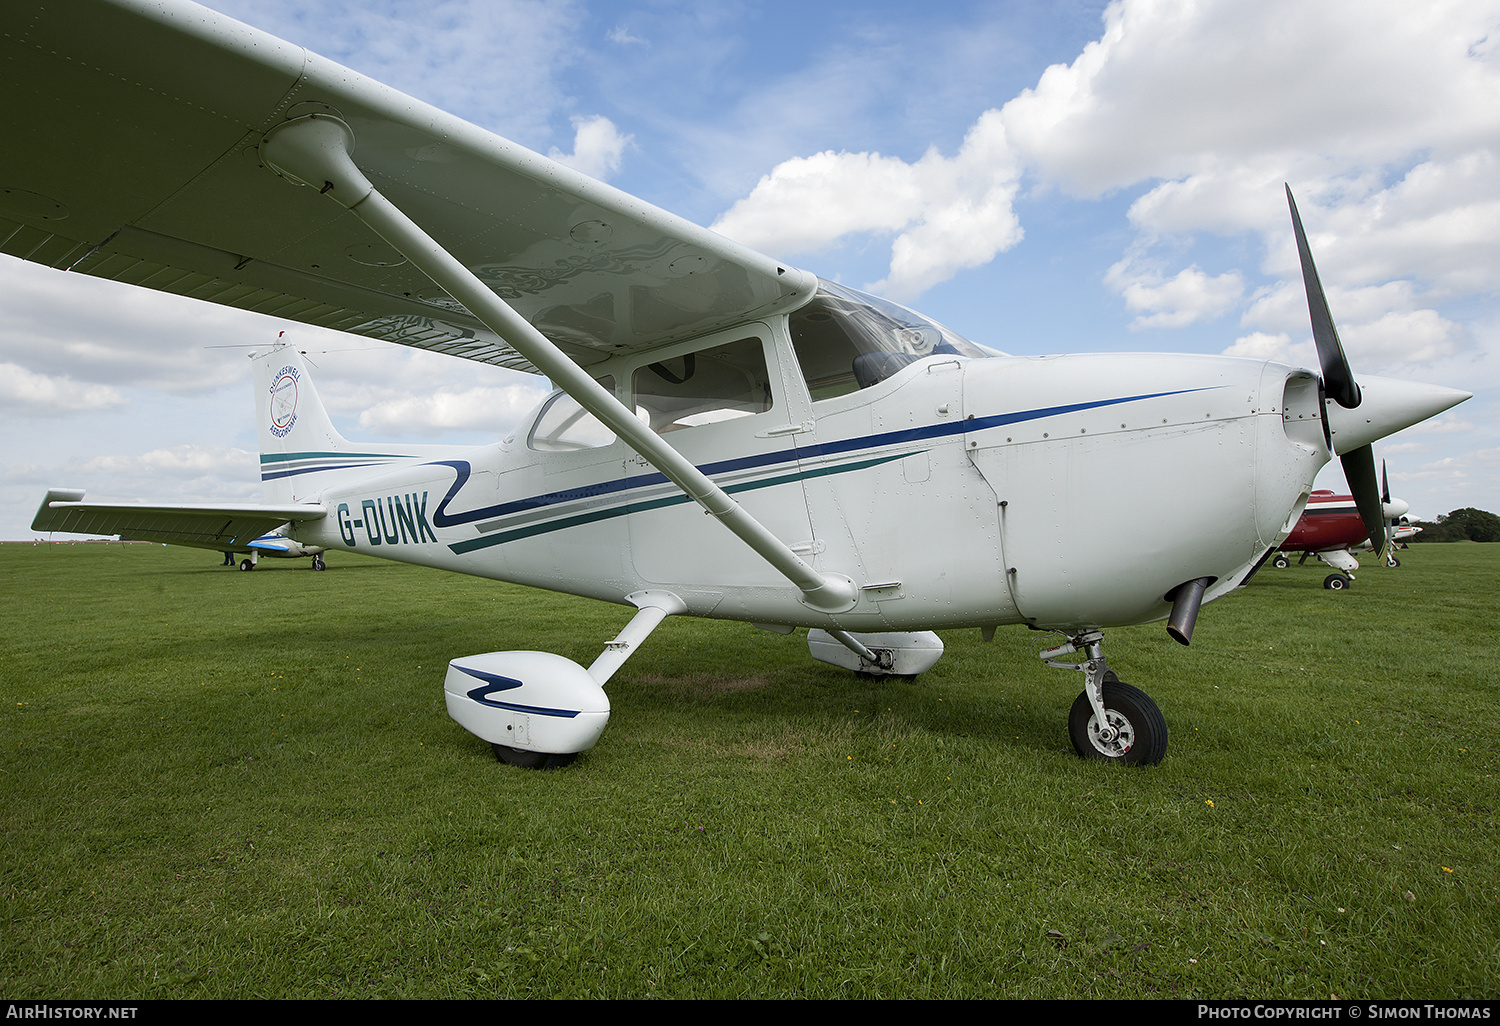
[3,0,1496,538]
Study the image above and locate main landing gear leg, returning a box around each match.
[1040,631,1168,766]
[466,591,687,770]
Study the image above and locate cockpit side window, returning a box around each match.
[631,336,772,432]
[789,280,990,401]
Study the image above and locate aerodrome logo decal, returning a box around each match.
[268,365,300,438]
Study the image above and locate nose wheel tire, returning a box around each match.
[1068,680,1168,766]
[1323,573,1350,590]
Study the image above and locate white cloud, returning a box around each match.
[1340,309,1464,367]
[79,445,258,483]
[1376,441,1426,456]
[712,110,1023,299]
[1221,331,1309,366]
[607,26,647,46]
[1237,278,1464,371]
[999,0,1500,196]
[0,256,274,393]
[712,150,930,255]
[996,0,1500,351]
[711,0,1500,317]
[38,445,263,512]
[0,362,125,414]
[1106,261,1244,330]
[548,115,633,181]
[357,384,547,437]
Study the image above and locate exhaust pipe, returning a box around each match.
[1166,577,1213,646]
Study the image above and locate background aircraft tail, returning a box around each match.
[252,343,458,503]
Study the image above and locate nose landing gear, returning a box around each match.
[1041,631,1169,766]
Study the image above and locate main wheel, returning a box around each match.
[311,553,326,571]
[1323,573,1349,590]
[1068,680,1168,766]
[1273,554,1290,569]
[1386,554,1400,568]
[490,743,577,770]
[238,558,254,571]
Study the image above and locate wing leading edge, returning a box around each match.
[32,489,327,552]
[0,0,816,373]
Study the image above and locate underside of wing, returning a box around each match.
[0,0,815,373]
[32,489,327,552]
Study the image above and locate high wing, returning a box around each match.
[32,489,326,553]
[3,0,855,612]
[0,0,815,373]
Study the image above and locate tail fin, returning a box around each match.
[253,344,352,503]
[252,343,437,503]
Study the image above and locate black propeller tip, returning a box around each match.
[1287,185,1361,411]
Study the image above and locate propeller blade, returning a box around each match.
[1287,185,1361,410]
[1381,458,1391,505]
[1341,444,1388,557]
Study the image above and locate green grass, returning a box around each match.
[2,541,1496,998]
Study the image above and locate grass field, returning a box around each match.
[1,541,1496,999]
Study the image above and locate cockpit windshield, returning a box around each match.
[788,280,991,400]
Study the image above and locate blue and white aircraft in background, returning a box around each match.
[10,0,1468,768]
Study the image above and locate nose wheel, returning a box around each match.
[1067,678,1167,765]
[1042,631,1168,766]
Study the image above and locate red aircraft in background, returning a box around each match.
[1271,463,1416,589]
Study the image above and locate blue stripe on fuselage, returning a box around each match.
[429,388,1208,532]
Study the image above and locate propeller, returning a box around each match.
[1287,186,1361,411]
[1286,185,1388,560]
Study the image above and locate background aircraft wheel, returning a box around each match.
[312,553,326,571]
[1386,555,1401,568]
[490,743,577,770]
[1273,554,1290,569]
[1323,573,1350,590]
[238,559,254,571]
[1068,680,1167,766]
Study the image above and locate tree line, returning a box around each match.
[1409,508,1500,543]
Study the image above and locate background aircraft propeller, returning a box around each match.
[1286,185,1388,560]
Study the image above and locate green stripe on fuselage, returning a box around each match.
[446,452,909,555]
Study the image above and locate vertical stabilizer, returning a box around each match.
[253,344,350,503]
[251,342,487,503]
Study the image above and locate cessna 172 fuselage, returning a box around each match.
[11,0,1469,768]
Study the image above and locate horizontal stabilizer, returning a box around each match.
[32,489,326,551]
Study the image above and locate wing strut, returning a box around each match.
[259,115,858,613]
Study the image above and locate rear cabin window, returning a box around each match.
[631,337,772,432]
[528,376,616,451]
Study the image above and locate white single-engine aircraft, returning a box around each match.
[9,0,1469,768]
